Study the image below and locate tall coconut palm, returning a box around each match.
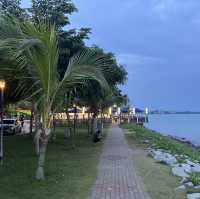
[0,15,111,180]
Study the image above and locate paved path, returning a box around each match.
[89,125,150,199]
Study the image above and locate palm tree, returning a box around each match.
[0,15,111,180]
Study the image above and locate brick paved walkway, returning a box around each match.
[89,125,150,199]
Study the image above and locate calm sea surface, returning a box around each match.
[145,114,200,145]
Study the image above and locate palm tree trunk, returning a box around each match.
[65,111,72,138]
[29,102,34,135]
[87,112,90,135]
[100,109,103,132]
[49,115,56,142]
[36,129,50,180]
[34,129,41,155]
[91,113,97,135]
[73,107,77,136]
[90,115,93,134]
[34,105,40,134]
[33,105,41,155]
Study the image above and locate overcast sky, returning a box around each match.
[22,0,200,111]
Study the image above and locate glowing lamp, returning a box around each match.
[0,80,5,90]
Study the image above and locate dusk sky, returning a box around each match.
[22,0,200,111]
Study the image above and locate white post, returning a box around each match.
[145,107,149,115]
[117,107,121,115]
[133,107,136,115]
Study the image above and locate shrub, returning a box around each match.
[189,172,200,186]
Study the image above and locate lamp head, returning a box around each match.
[0,80,5,90]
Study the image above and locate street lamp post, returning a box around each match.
[0,80,5,164]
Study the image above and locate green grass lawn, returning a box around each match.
[0,126,106,199]
[121,123,187,199]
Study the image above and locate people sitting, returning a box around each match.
[92,120,103,143]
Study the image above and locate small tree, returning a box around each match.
[0,16,111,180]
[29,0,91,79]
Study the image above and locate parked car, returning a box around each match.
[0,119,22,135]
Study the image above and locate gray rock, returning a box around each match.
[150,150,177,166]
[175,185,186,191]
[185,182,194,188]
[180,177,187,184]
[147,150,154,158]
[172,166,189,178]
[191,165,200,173]
[185,160,200,172]
[187,160,196,166]
[187,193,200,199]
[184,163,192,173]
[194,185,200,189]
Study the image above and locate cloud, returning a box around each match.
[116,53,164,81]
[151,0,200,21]
[117,53,163,66]
[152,0,177,15]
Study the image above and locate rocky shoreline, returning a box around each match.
[147,142,200,199]
[167,135,200,149]
[123,124,200,199]
[141,127,200,199]
[149,127,200,148]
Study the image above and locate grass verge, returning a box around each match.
[121,123,187,199]
[0,126,107,199]
[121,123,200,161]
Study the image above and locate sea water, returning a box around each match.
[145,114,200,145]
